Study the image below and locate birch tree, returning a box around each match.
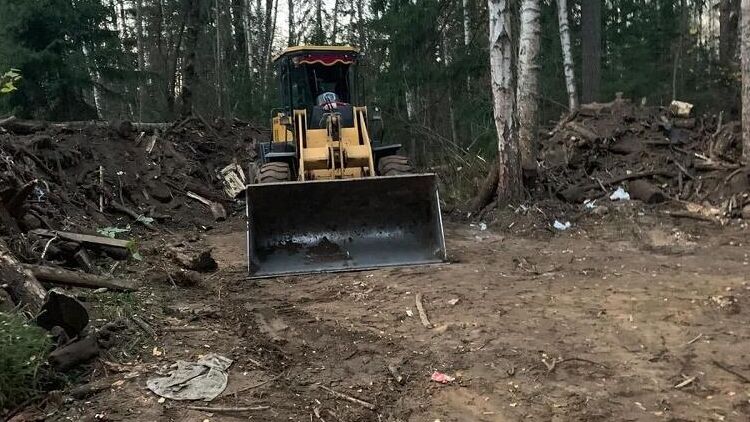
[488,0,522,201]
[517,0,541,173]
[742,0,750,163]
[556,0,578,111]
[242,0,254,71]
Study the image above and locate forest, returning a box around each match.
[3,1,750,421]
[0,1,744,190]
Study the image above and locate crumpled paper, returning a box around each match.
[146,353,233,401]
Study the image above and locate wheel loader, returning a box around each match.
[246,45,446,277]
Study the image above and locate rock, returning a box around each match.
[49,335,100,370]
[147,181,172,203]
[169,247,218,272]
[628,179,666,204]
[591,205,610,216]
[21,213,43,231]
[36,289,90,338]
[609,138,643,155]
[171,269,203,287]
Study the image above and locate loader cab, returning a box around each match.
[274,45,362,112]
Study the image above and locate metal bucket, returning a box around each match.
[245,174,446,278]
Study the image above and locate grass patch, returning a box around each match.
[0,312,52,411]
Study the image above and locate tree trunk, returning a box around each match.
[135,0,146,122]
[488,0,522,202]
[556,0,578,111]
[287,0,294,46]
[356,0,365,49]
[517,0,541,173]
[315,0,324,43]
[82,44,104,119]
[181,0,201,117]
[0,239,46,316]
[742,0,750,163]
[721,0,740,68]
[462,0,471,90]
[243,0,255,70]
[215,0,223,114]
[332,0,340,43]
[581,0,601,104]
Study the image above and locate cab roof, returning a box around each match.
[273,45,360,63]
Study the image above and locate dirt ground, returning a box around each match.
[43,202,750,422]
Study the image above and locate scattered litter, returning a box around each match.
[609,187,631,201]
[430,371,455,384]
[479,222,487,231]
[448,298,460,306]
[669,100,694,118]
[405,309,414,317]
[553,221,572,231]
[584,199,597,209]
[146,353,233,401]
[219,163,246,198]
[97,226,131,239]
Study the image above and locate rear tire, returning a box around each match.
[378,155,414,176]
[257,162,291,183]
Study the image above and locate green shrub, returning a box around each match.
[0,312,51,411]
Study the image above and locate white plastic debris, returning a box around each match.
[610,187,631,201]
[553,221,572,231]
[146,353,233,401]
[479,222,487,231]
[584,199,597,209]
[669,100,694,118]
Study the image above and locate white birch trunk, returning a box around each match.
[82,45,104,119]
[742,0,750,163]
[517,0,541,171]
[462,0,471,90]
[556,0,578,111]
[488,0,521,200]
[242,0,254,71]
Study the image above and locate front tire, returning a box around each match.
[256,162,291,183]
[377,155,414,176]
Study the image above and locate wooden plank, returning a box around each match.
[31,229,132,250]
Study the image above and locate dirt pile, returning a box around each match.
[539,97,744,219]
[0,117,265,242]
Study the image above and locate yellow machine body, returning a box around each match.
[246,45,447,278]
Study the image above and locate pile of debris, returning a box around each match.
[539,96,744,221]
[0,115,265,371]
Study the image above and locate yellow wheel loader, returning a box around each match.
[246,45,446,277]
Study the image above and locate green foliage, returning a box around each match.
[0,68,21,94]
[0,0,121,120]
[0,312,52,410]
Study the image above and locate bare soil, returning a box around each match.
[45,204,750,422]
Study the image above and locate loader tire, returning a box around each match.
[378,155,414,176]
[257,162,291,183]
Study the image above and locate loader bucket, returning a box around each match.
[245,174,446,278]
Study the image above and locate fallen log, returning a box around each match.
[0,117,170,134]
[557,170,675,203]
[0,239,46,315]
[628,179,667,204]
[23,265,136,291]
